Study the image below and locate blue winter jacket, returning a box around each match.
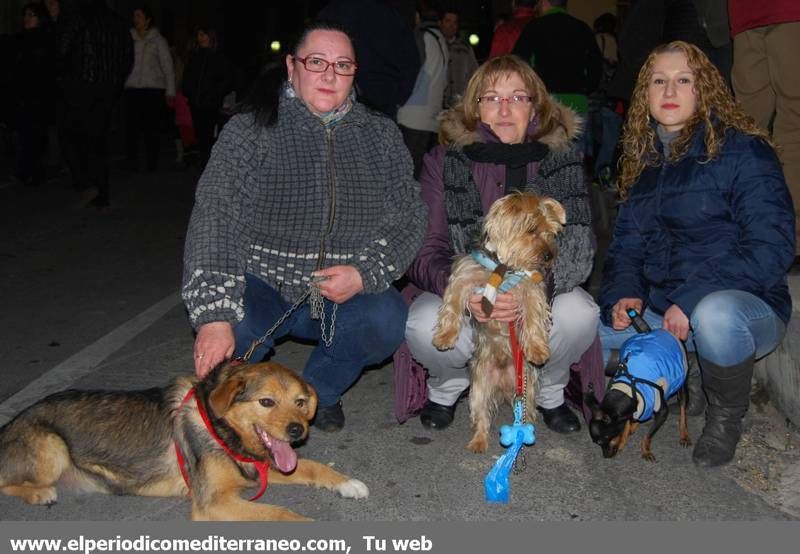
[600,124,795,325]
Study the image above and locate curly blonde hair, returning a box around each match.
[455,54,564,143]
[618,41,770,197]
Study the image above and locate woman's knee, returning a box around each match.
[551,288,600,344]
[405,293,442,352]
[691,291,755,364]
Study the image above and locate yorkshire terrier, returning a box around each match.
[432,193,566,453]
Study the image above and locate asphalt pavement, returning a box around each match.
[0,155,797,523]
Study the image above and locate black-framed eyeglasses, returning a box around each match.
[477,95,533,107]
[293,56,357,76]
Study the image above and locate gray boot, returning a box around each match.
[685,352,706,416]
[692,355,754,467]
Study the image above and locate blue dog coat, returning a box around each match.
[610,329,687,421]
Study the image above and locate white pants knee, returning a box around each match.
[405,288,600,408]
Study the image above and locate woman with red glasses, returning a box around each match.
[182,21,427,433]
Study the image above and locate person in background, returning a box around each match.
[405,55,597,433]
[11,2,54,188]
[588,12,622,188]
[512,0,602,154]
[123,4,175,172]
[317,0,420,120]
[182,21,427,433]
[439,9,478,108]
[182,26,231,170]
[488,0,537,58]
[57,0,132,209]
[397,0,449,178]
[599,41,794,467]
[45,0,61,23]
[729,0,800,259]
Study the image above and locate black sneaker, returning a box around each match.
[537,403,581,434]
[314,401,344,432]
[419,400,456,430]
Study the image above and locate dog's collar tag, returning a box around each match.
[174,387,270,502]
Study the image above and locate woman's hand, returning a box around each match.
[468,291,520,323]
[313,265,364,304]
[662,304,690,341]
[611,298,644,330]
[193,321,235,379]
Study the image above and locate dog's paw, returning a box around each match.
[432,329,457,351]
[23,486,58,506]
[680,436,691,449]
[336,479,369,499]
[467,434,488,454]
[524,343,550,366]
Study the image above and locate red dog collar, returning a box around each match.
[174,387,270,501]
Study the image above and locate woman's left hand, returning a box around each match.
[313,265,364,304]
[663,304,690,341]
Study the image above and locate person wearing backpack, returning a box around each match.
[397,0,449,178]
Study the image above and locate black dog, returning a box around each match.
[586,315,690,462]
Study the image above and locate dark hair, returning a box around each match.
[416,0,442,21]
[238,62,286,128]
[22,2,48,20]
[594,12,616,35]
[547,0,568,8]
[289,20,354,57]
[133,4,155,28]
[193,26,218,50]
[516,0,537,7]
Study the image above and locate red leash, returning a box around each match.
[509,322,525,396]
[174,387,270,501]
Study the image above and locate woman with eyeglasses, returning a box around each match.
[405,54,599,432]
[182,21,427,433]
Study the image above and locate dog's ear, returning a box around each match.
[539,198,566,226]
[584,388,604,420]
[304,383,318,420]
[208,374,246,418]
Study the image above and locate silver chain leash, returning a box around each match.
[241,279,338,361]
[309,284,337,347]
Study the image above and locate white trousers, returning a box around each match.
[405,287,599,409]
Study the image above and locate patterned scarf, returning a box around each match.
[283,81,355,128]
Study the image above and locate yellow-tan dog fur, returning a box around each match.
[432,193,566,453]
[0,361,367,521]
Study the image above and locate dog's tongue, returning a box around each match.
[269,436,297,473]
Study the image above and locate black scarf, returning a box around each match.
[463,142,549,193]
[443,141,550,255]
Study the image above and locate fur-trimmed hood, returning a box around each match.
[437,96,582,151]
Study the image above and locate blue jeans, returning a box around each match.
[599,290,786,367]
[234,274,408,407]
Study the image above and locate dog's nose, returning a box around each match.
[286,422,304,440]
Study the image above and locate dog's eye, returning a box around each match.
[542,251,552,262]
[258,398,276,407]
[295,398,306,408]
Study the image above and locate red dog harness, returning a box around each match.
[174,387,270,501]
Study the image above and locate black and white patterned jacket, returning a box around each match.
[182,94,428,329]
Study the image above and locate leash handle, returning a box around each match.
[626,308,651,334]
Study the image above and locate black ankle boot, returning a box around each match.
[685,352,706,416]
[692,355,754,468]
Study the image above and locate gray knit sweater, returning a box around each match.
[182,95,428,329]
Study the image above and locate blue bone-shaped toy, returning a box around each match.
[484,399,535,503]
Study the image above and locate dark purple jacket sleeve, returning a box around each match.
[406,145,454,297]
